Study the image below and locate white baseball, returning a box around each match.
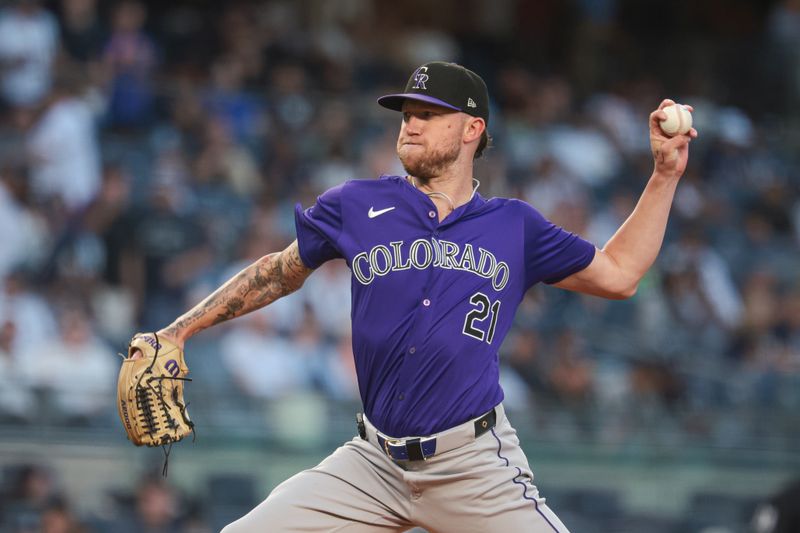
[659,104,692,137]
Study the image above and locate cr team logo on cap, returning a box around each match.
[377,61,490,123]
[412,66,429,90]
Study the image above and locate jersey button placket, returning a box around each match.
[398,205,435,404]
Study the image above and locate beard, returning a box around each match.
[398,137,461,181]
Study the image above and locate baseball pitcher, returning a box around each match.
[124,61,696,532]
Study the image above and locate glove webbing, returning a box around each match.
[134,332,196,476]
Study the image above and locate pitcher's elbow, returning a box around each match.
[607,281,638,300]
[619,282,638,299]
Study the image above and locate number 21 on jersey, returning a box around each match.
[462,292,501,344]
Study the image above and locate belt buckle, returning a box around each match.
[418,438,430,461]
[384,438,400,458]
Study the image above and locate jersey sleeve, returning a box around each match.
[520,201,596,287]
[294,183,346,269]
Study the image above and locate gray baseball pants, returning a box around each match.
[221,404,569,532]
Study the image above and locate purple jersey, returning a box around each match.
[294,175,595,436]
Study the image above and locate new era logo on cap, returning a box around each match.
[377,61,490,124]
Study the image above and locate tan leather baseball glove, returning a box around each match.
[117,332,194,451]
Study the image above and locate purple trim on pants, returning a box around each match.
[491,428,561,533]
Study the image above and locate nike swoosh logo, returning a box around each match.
[368,206,395,218]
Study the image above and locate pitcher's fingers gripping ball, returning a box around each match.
[658,103,693,137]
[117,332,195,462]
[649,99,697,167]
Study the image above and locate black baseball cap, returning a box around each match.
[378,61,489,125]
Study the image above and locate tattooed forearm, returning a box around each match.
[163,241,313,341]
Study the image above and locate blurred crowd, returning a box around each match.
[0,0,798,503]
[0,463,217,533]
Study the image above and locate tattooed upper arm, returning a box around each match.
[242,240,312,310]
[163,240,316,336]
[278,240,314,292]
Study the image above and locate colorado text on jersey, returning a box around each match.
[351,238,510,291]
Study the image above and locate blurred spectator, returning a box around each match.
[391,26,460,70]
[629,360,683,410]
[739,270,781,345]
[163,78,206,153]
[308,101,359,191]
[0,0,59,110]
[0,464,59,533]
[25,67,101,215]
[19,306,115,423]
[112,476,190,533]
[734,206,799,284]
[0,169,49,280]
[82,164,134,274]
[765,0,800,110]
[586,92,649,157]
[0,320,35,422]
[359,130,406,182]
[728,270,792,407]
[101,0,157,129]
[330,331,358,400]
[193,115,263,197]
[151,135,193,195]
[292,305,357,400]
[260,135,308,199]
[548,193,591,236]
[57,0,105,64]
[667,231,743,331]
[522,156,585,222]
[546,115,622,188]
[268,62,314,134]
[650,231,743,361]
[504,329,551,399]
[203,55,266,145]
[548,329,595,406]
[0,271,58,358]
[774,290,800,373]
[302,260,352,338]
[216,3,268,84]
[121,181,212,330]
[81,164,137,342]
[39,497,88,533]
[220,311,309,400]
[586,187,636,245]
[672,168,712,223]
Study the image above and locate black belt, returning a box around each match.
[358,408,498,462]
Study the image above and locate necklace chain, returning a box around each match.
[409,176,481,212]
